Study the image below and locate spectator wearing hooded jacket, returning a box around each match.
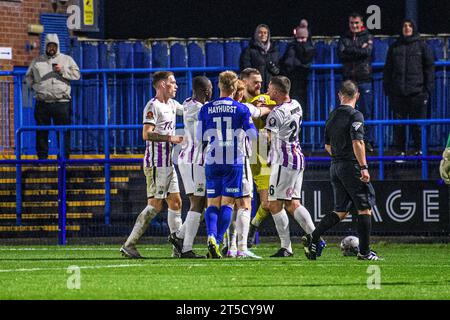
[383,19,435,157]
[337,13,375,152]
[240,24,280,92]
[26,33,80,160]
[280,19,316,114]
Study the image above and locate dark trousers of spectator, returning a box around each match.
[356,81,374,145]
[389,93,428,153]
[34,101,71,160]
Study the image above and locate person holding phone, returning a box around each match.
[25,33,80,160]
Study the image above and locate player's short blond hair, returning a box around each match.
[219,70,238,94]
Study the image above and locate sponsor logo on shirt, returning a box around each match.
[269,117,276,127]
[352,122,362,131]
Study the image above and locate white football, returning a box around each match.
[340,236,359,256]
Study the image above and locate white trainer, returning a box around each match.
[237,250,262,259]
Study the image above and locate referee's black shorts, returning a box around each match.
[330,161,376,212]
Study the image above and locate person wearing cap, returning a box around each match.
[25,33,80,160]
[280,19,316,114]
[240,24,280,92]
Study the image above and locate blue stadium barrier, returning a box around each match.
[170,41,189,100]
[276,39,289,58]
[187,40,205,67]
[7,117,448,245]
[152,41,170,68]
[2,39,449,155]
[224,39,242,69]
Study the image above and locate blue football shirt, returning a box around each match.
[198,97,257,165]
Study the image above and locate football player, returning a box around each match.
[169,76,213,258]
[120,71,183,259]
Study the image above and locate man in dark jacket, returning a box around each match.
[338,13,374,152]
[240,24,280,92]
[383,19,435,157]
[280,19,316,112]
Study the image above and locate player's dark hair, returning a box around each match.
[152,71,174,89]
[339,80,359,98]
[193,76,210,94]
[349,12,364,21]
[270,76,291,95]
[240,68,261,80]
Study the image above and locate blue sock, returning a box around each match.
[204,206,219,239]
[217,205,233,244]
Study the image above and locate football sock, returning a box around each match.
[272,209,292,253]
[312,212,341,243]
[216,205,233,244]
[357,214,372,255]
[176,222,186,239]
[182,211,202,253]
[228,209,237,251]
[168,209,182,234]
[125,205,158,247]
[293,205,315,234]
[251,205,270,228]
[204,206,220,239]
[236,208,251,252]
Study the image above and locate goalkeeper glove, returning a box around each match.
[439,148,450,184]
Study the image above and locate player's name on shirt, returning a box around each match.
[207,102,237,114]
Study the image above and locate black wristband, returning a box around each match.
[360,164,369,170]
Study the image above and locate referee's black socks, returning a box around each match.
[357,214,372,255]
[312,212,341,243]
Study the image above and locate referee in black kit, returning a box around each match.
[302,80,381,261]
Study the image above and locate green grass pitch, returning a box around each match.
[1,243,449,300]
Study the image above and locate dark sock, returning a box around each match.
[357,214,372,255]
[312,212,341,242]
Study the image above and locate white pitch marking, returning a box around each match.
[0,264,147,273]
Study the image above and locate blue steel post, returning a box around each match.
[377,121,384,180]
[187,70,193,96]
[421,124,428,180]
[103,72,111,225]
[57,129,67,245]
[15,74,24,226]
[15,129,22,226]
[329,44,336,111]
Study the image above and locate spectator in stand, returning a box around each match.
[383,19,435,158]
[240,24,280,92]
[280,19,316,112]
[337,13,375,152]
[25,33,80,160]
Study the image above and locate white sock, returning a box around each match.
[168,209,182,234]
[125,205,158,247]
[176,223,186,239]
[272,209,292,253]
[293,205,315,234]
[228,209,237,251]
[182,211,202,253]
[236,208,251,252]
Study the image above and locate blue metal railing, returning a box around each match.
[2,61,448,153]
[2,63,449,245]
[7,118,449,245]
